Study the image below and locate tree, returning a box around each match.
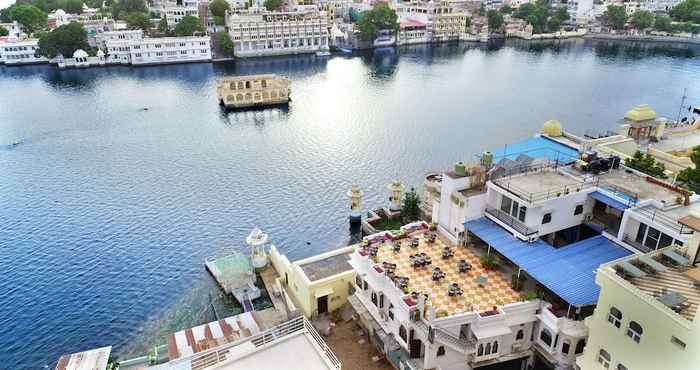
[515,0,548,33]
[678,146,700,192]
[214,15,224,25]
[157,15,169,34]
[487,9,504,32]
[548,16,561,32]
[174,15,204,36]
[654,14,673,32]
[111,0,146,19]
[0,25,8,36]
[401,187,421,222]
[65,0,84,14]
[9,4,47,35]
[37,21,89,58]
[263,0,282,11]
[670,0,700,21]
[631,10,654,30]
[356,3,398,41]
[625,151,667,179]
[604,5,627,30]
[465,16,471,32]
[500,4,512,14]
[553,7,569,23]
[217,31,234,57]
[515,3,536,19]
[126,12,151,31]
[209,0,230,18]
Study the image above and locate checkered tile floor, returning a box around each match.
[376,232,520,315]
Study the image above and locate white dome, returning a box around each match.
[55,9,66,16]
[73,49,89,58]
[96,49,105,56]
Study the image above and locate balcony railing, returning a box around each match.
[622,234,652,253]
[485,207,537,236]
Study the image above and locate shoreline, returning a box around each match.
[584,33,700,46]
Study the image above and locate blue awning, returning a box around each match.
[589,191,630,211]
[465,217,632,306]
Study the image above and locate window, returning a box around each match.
[379,293,384,309]
[399,325,407,343]
[477,344,483,356]
[516,329,524,341]
[518,205,527,222]
[540,328,552,347]
[362,280,368,290]
[355,276,362,288]
[671,336,686,349]
[542,213,552,224]
[617,364,628,370]
[574,204,584,215]
[607,307,622,328]
[575,339,586,354]
[500,196,512,214]
[388,304,394,320]
[437,346,445,356]
[562,340,571,354]
[627,321,643,343]
[492,341,498,354]
[371,292,377,307]
[597,349,611,368]
[644,227,660,250]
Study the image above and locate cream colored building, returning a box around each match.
[270,245,356,318]
[577,240,700,370]
[226,9,330,57]
[394,0,468,43]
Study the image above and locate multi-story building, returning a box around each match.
[0,21,22,37]
[152,0,202,28]
[394,0,468,44]
[226,9,330,57]
[105,35,212,65]
[0,37,49,65]
[577,242,700,370]
[96,29,144,50]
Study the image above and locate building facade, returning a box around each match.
[394,0,468,44]
[0,38,49,65]
[105,36,212,65]
[226,9,330,57]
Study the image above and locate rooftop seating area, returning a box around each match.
[366,230,520,316]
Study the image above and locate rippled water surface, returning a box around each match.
[2,39,700,369]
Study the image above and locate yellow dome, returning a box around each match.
[625,104,656,122]
[541,119,563,137]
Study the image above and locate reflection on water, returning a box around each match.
[1,40,700,370]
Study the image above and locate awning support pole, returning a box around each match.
[566,304,572,318]
[487,244,491,255]
[517,268,521,280]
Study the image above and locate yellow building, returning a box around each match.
[577,235,700,370]
[270,245,356,318]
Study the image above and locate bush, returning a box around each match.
[217,31,234,57]
[625,151,667,179]
[480,254,500,270]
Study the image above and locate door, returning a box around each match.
[317,295,328,314]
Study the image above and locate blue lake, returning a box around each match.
[1,39,700,369]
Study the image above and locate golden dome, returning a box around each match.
[624,104,656,122]
[541,119,563,137]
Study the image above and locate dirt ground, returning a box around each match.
[323,318,394,370]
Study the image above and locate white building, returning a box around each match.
[152,0,202,28]
[105,35,212,65]
[0,21,22,38]
[393,0,468,44]
[226,9,330,57]
[96,29,144,50]
[0,37,49,65]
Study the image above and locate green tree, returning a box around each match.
[548,16,561,32]
[500,4,512,14]
[401,187,421,222]
[0,25,8,36]
[356,3,398,41]
[625,151,667,179]
[263,0,282,11]
[111,0,146,19]
[9,4,47,35]
[65,0,84,14]
[553,7,570,22]
[515,3,536,19]
[174,15,205,36]
[209,0,230,17]
[631,10,654,30]
[678,146,700,192]
[37,21,89,58]
[654,14,673,32]
[465,16,471,33]
[604,5,627,30]
[487,9,504,31]
[157,15,169,34]
[126,12,151,31]
[214,15,224,25]
[669,0,700,21]
[217,31,234,57]
[515,0,549,33]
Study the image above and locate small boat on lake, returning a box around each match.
[217,74,291,110]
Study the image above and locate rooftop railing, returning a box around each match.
[485,207,537,236]
[633,205,693,235]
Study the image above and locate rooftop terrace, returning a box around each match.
[607,247,700,322]
[597,167,681,205]
[300,251,353,282]
[372,231,520,315]
[493,168,594,203]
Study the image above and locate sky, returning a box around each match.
[0,0,14,10]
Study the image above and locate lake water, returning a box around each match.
[1,39,700,369]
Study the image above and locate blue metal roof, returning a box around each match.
[465,217,632,306]
[487,136,579,164]
[589,191,630,211]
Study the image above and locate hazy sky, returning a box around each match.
[1,0,14,10]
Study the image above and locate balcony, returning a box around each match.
[485,207,537,236]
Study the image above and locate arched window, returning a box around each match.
[245,81,251,89]
[561,340,571,354]
[245,93,252,100]
[236,94,243,101]
[627,321,643,343]
[607,307,622,328]
[254,92,261,100]
[371,292,377,307]
[485,342,491,355]
[516,329,524,341]
[262,91,269,99]
[617,364,628,370]
[477,344,483,356]
[261,79,267,88]
[575,339,586,354]
[399,325,407,343]
[597,349,611,368]
[355,275,363,288]
[492,341,498,353]
[226,95,234,102]
[540,328,553,347]
[437,346,445,356]
[237,81,244,89]
[230,82,236,89]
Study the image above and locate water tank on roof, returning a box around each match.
[481,151,493,167]
[454,161,466,176]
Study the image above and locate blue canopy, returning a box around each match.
[465,217,632,306]
[589,191,631,211]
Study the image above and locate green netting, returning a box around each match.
[213,253,253,289]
